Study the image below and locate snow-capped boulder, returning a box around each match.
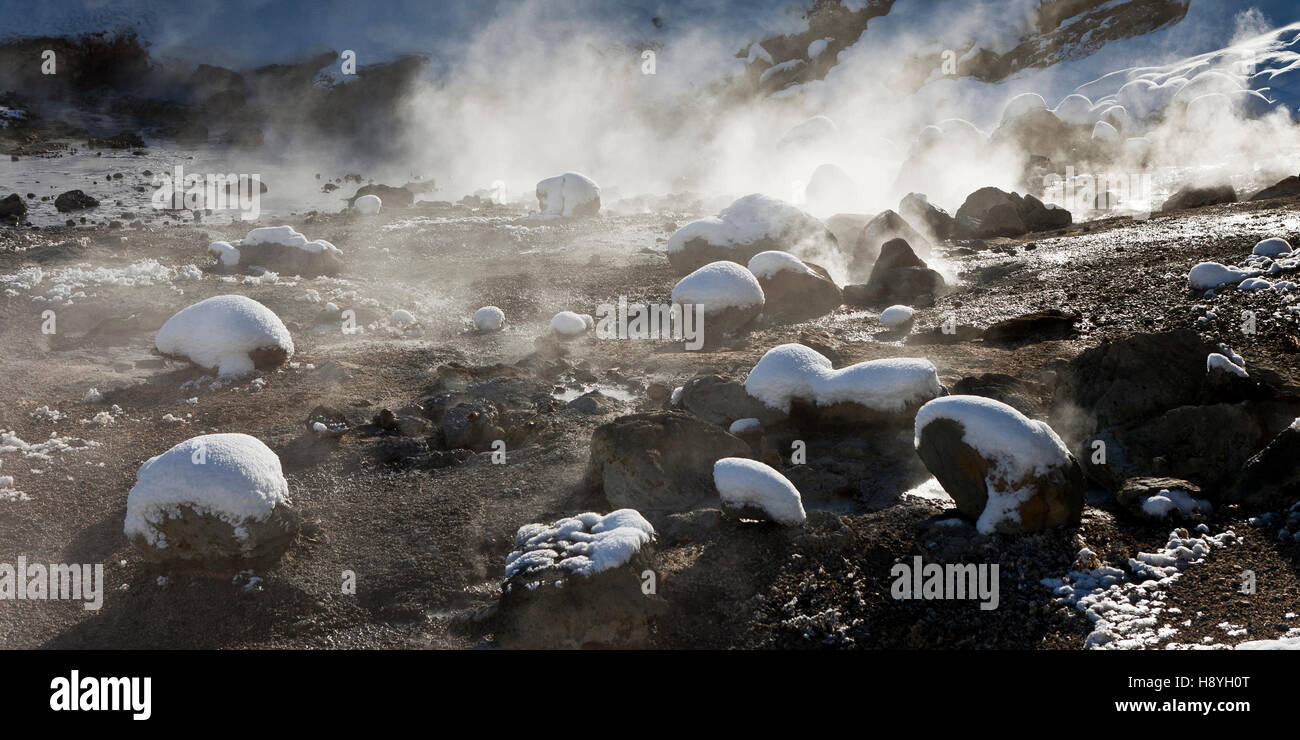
[473,305,505,332]
[1000,92,1048,124]
[550,310,593,339]
[584,411,749,516]
[843,238,945,307]
[354,194,382,215]
[1052,94,1095,126]
[744,343,942,427]
[229,225,343,277]
[713,457,806,526]
[536,172,601,218]
[498,509,662,649]
[671,261,765,341]
[1187,262,1258,290]
[391,309,416,326]
[124,433,299,563]
[666,193,840,276]
[1206,352,1248,379]
[207,240,241,267]
[879,304,914,332]
[1253,237,1292,258]
[914,395,1085,534]
[156,294,294,376]
[747,250,841,324]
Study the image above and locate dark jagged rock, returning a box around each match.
[1160,183,1237,212]
[844,238,945,307]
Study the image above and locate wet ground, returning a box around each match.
[1,152,1299,649]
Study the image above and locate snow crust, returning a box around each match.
[504,509,654,582]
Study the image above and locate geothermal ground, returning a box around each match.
[2,150,1300,649]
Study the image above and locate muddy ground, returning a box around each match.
[1,180,1299,649]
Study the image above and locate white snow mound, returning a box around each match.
[550,311,590,337]
[745,343,940,413]
[671,261,765,311]
[880,304,914,329]
[536,172,601,217]
[474,305,505,332]
[156,294,294,377]
[1187,262,1257,290]
[354,194,382,215]
[1253,237,1292,258]
[124,433,289,548]
[666,193,825,257]
[713,457,806,526]
[747,250,812,280]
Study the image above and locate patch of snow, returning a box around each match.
[1187,262,1257,290]
[1206,352,1249,377]
[504,509,654,583]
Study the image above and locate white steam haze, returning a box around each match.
[10,0,1300,215]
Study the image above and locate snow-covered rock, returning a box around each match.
[124,433,298,562]
[1187,262,1257,290]
[1000,92,1048,124]
[713,457,806,526]
[230,225,343,276]
[1052,93,1095,125]
[207,241,241,267]
[879,304,914,331]
[354,194,382,214]
[535,172,601,218]
[914,395,1084,535]
[391,309,416,326]
[498,508,660,649]
[671,261,765,339]
[746,250,841,324]
[1206,352,1248,379]
[156,294,294,377]
[1253,237,1292,258]
[550,310,592,338]
[666,194,839,276]
[744,343,941,416]
[473,305,505,332]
